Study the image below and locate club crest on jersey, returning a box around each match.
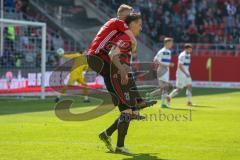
[117,40,125,47]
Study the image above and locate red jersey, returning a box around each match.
[88,18,129,54]
[111,33,132,65]
[100,32,132,65]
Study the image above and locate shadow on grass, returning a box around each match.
[191,104,216,108]
[167,107,195,111]
[106,151,169,160]
[122,153,169,160]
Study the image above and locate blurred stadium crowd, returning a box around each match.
[104,0,240,44]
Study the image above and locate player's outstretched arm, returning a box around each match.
[63,53,82,59]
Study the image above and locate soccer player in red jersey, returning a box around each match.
[88,13,156,155]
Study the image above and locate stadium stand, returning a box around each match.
[96,0,240,44]
[90,0,240,56]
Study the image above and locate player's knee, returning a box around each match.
[186,89,192,96]
[162,86,169,93]
[187,85,192,91]
[119,112,132,123]
[169,82,175,90]
[163,83,172,91]
[177,88,183,93]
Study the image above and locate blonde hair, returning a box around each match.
[117,4,133,17]
[164,37,173,45]
[184,43,193,49]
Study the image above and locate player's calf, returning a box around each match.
[168,88,182,106]
[186,86,193,106]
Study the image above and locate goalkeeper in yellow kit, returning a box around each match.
[55,51,90,103]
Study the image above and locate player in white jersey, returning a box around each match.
[168,44,193,106]
[146,38,174,108]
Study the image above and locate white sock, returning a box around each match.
[186,89,192,102]
[161,90,168,105]
[169,89,179,98]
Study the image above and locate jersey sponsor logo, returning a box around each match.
[161,58,171,63]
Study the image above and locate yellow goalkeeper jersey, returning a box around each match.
[63,53,88,72]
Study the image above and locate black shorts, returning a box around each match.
[87,55,141,112]
[87,54,110,77]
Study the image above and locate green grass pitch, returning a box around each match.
[0,88,240,160]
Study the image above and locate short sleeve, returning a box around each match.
[154,51,162,62]
[115,20,129,32]
[178,55,185,65]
